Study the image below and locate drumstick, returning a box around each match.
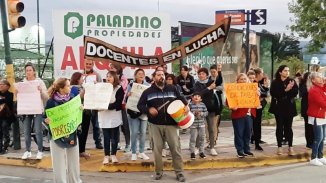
[157,101,170,111]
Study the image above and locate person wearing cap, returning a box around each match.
[0,79,14,154]
[138,70,188,182]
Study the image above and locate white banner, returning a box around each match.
[83,83,113,110]
[52,10,171,79]
[15,81,43,115]
[126,83,150,112]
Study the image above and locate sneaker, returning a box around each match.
[176,173,186,182]
[199,152,206,159]
[103,156,109,164]
[131,154,137,161]
[0,149,7,155]
[237,152,245,158]
[124,145,131,153]
[318,158,326,165]
[210,148,218,156]
[288,147,295,156]
[96,144,104,149]
[244,151,254,156]
[138,153,150,160]
[22,151,32,160]
[277,147,283,155]
[80,152,91,160]
[154,172,163,180]
[255,145,264,151]
[162,149,167,157]
[36,151,43,160]
[190,153,196,160]
[111,155,118,163]
[310,158,323,166]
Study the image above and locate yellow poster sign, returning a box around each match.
[225,83,260,108]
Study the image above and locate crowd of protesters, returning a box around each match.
[1,60,326,183]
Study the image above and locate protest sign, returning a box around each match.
[46,95,82,140]
[126,83,150,112]
[15,81,43,115]
[83,82,113,110]
[225,83,260,108]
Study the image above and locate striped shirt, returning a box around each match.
[189,101,208,128]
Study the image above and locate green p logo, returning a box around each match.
[64,12,83,39]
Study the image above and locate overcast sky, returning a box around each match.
[24,0,295,41]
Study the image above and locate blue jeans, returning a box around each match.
[232,115,253,154]
[128,117,147,154]
[23,114,43,152]
[311,120,326,159]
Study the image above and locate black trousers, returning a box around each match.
[303,115,314,148]
[103,127,120,156]
[0,119,10,150]
[78,110,102,153]
[119,109,130,147]
[252,108,263,145]
[275,114,294,147]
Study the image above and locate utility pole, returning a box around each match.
[0,0,15,93]
[245,10,250,73]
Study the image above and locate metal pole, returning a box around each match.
[245,10,250,73]
[37,0,41,77]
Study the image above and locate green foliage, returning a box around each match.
[288,0,326,52]
[275,56,306,76]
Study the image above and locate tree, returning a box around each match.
[288,0,326,52]
[276,56,305,77]
[262,30,301,61]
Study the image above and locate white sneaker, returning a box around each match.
[318,158,326,165]
[310,158,323,166]
[36,151,43,160]
[131,154,137,161]
[103,156,109,164]
[138,153,150,160]
[111,155,118,163]
[22,151,32,160]
[210,148,218,156]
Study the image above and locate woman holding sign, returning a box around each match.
[44,78,82,183]
[227,73,257,158]
[17,62,48,160]
[98,71,125,164]
[126,69,150,161]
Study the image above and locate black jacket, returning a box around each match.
[299,82,308,117]
[257,79,269,108]
[177,74,195,96]
[137,84,187,125]
[194,80,221,114]
[269,77,298,117]
[0,91,14,119]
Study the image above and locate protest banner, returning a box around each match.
[84,17,231,67]
[225,83,260,108]
[83,82,113,110]
[126,83,150,112]
[46,95,82,140]
[15,81,43,115]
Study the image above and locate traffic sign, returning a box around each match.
[215,9,245,25]
[251,9,267,25]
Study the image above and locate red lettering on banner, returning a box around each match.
[79,46,85,70]
[154,47,163,55]
[95,61,110,70]
[61,46,78,70]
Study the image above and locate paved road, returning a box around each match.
[1,162,326,183]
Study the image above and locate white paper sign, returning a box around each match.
[83,74,97,83]
[83,83,113,110]
[16,81,43,115]
[126,83,150,112]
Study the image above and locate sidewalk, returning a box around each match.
[0,118,312,172]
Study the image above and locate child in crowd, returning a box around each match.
[189,92,208,159]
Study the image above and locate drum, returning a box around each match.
[167,100,194,129]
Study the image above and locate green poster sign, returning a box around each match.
[46,95,82,140]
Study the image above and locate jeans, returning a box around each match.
[128,117,147,154]
[275,114,294,147]
[0,119,10,150]
[232,115,252,154]
[102,127,120,156]
[189,126,205,153]
[206,112,217,148]
[311,120,326,159]
[23,114,43,152]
